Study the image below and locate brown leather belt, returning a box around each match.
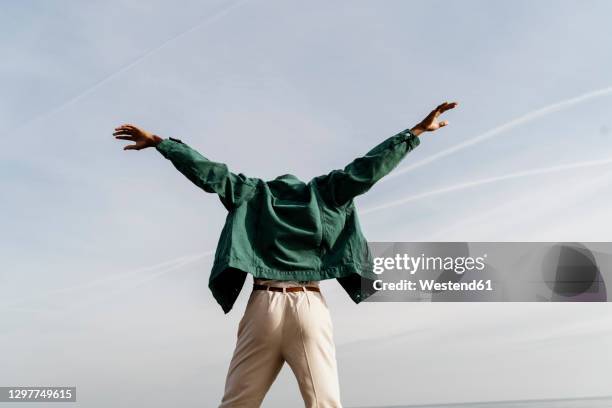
[253,284,320,293]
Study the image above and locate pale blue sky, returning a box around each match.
[1,1,612,407]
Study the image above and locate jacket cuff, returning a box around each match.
[398,128,421,149]
[155,138,181,158]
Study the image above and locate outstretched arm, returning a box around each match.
[317,101,458,207]
[113,124,257,210]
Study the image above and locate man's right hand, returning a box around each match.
[113,124,163,151]
[410,101,458,137]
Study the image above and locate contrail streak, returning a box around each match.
[64,252,215,311]
[382,86,612,182]
[427,170,612,241]
[362,157,612,215]
[2,0,250,138]
[5,251,213,308]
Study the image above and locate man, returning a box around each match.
[113,101,457,407]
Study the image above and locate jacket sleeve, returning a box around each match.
[316,128,421,207]
[156,138,257,210]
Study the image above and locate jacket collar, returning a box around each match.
[267,174,309,199]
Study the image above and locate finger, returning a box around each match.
[434,102,449,117]
[429,105,443,117]
[436,102,448,111]
[113,130,134,136]
[114,124,137,131]
[439,101,459,113]
[123,144,140,151]
[114,135,135,141]
[438,120,449,127]
[113,128,133,134]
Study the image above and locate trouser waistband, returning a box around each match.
[253,283,321,293]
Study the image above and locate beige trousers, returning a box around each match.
[219,279,342,408]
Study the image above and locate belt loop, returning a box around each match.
[266,285,270,292]
[302,286,307,292]
[283,287,287,294]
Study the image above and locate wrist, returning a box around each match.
[151,134,164,146]
[410,126,424,137]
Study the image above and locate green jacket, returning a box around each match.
[156,128,421,313]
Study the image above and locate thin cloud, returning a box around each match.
[4,252,213,310]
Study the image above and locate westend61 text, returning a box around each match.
[373,279,494,292]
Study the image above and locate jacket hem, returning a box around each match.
[214,259,375,281]
[209,259,377,313]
